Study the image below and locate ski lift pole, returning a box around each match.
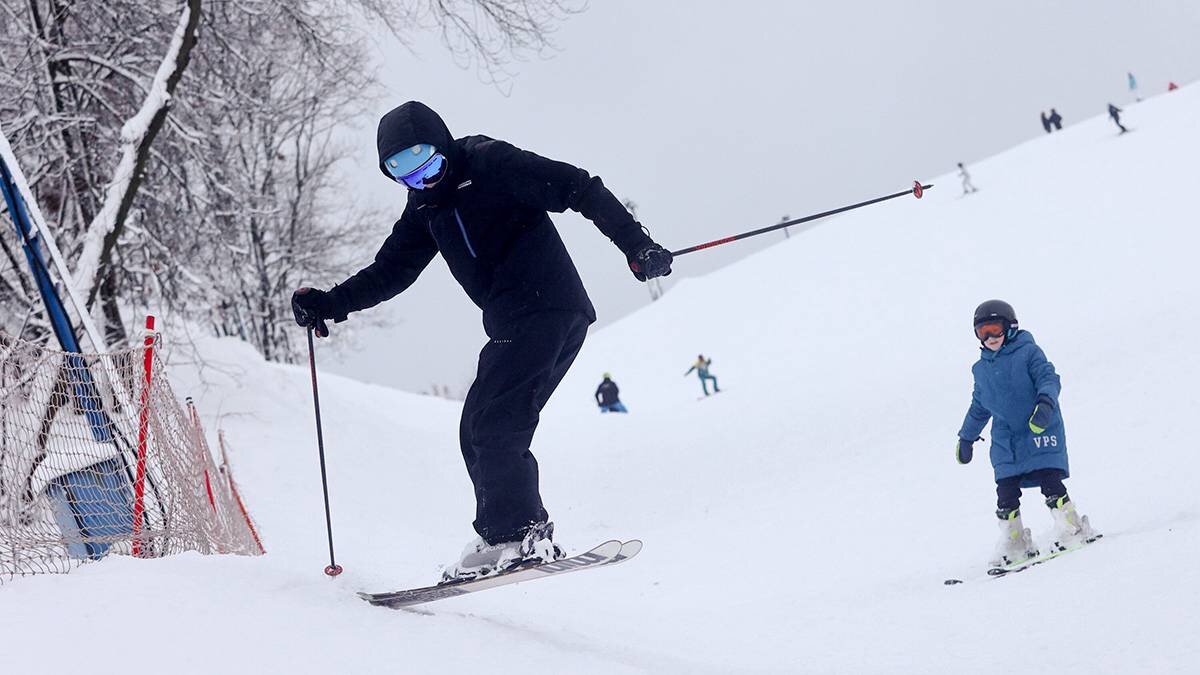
[671,180,932,257]
[306,327,343,577]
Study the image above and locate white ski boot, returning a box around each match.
[990,508,1038,568]
[440,521,565,584]
[1046,495,1095,551]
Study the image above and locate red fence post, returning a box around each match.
[131,315,155,557]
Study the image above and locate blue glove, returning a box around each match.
[955,437,976,465]
[1028,394,1056,434]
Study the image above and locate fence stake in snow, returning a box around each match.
[671,180,932,257]
[131,315,156,557]
[305,327,343,577]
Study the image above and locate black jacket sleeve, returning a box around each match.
[485,141,652,255]
[326,206,438,320]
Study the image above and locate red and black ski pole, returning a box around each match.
[306,326,343,577]
[671,180,932,257]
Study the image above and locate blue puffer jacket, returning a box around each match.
[958,331,1068,482]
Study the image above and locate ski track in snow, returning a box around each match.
[6,85,1200,673]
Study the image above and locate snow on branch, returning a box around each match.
[73,0,202,308]
[0,122,108,352]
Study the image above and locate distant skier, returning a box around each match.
[685,354,720,396]
[291,101,672,582]
[1168,81,1179,91]
[595,373,628,413]
[1107,103,1128,133]
[956,162,978,195]
[955,300,1095,568]
[1047,108,1063,131]
[1040,111,1052,134]
[1127,71,1140,102]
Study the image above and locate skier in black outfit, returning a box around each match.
[595,373,627,413]
[1107,103,1128,133]
[1040,111,1051,134]
[291,101,672,581]
[1047,108,1063,131]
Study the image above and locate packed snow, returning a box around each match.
[5,85,1200,673]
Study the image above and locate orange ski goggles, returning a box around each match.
[974,320,1007,340]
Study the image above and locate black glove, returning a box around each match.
[1028,394,1056,434]
[291,287,333,338]
[627,242,673,282]
[955,437,976,465]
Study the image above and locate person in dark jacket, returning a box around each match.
[1040,111,1052,134]
[955,300,1095,568]
[1107,103,1128,133]
[291,101,672,581]
[1047,108,1063,131]
[595,373,627,413]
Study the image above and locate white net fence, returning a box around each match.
[0,326,263,583]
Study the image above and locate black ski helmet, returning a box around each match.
[973,299,1019,340]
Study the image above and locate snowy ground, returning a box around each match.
[5,85,1200,673]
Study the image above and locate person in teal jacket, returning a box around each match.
[955,300,1095,567]
[684,354,720,396]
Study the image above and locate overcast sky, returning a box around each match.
[322,0,1200,394]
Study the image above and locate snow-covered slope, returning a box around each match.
[7,85,1200,674]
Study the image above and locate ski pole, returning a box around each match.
[306,326,343,577]
[671,180,932,257]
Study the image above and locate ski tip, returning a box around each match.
[621,539,643,551]
[944,578,963,586]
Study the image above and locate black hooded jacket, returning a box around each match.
[595,378,620,405]
[326,101,652,336]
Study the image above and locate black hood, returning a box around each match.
[376,101,458,180]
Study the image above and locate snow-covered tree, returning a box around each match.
[1,0,580,360]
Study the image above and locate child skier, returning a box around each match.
[955,300,1094,567]
[685,354,720,396]
[595,373,628,413]
[291,101,672,582]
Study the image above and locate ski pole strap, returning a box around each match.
[671,181,933,257]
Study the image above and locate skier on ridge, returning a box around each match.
[1107,103,1128,134]
[954,300,1095,567]
[290,101,672,582]
[956,162,978,196]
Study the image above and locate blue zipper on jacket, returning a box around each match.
[454,208,477,258]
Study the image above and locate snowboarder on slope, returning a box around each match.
[1107,103,1128,133]
[595,373,628,413]
[957,162,978,195]
[290,101,672,581]
[685,354,720,396]
[955,300,1095,567]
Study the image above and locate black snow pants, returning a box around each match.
[995,468,1068,513]
[459,311,589,545]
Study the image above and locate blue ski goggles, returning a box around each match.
[385,145,447,190]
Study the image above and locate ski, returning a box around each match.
[944,534,1102,585]
[359,539,641,609]
[986,533,1102,578]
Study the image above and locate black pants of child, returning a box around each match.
[459,311,589,545]
[996,468,1067,513]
